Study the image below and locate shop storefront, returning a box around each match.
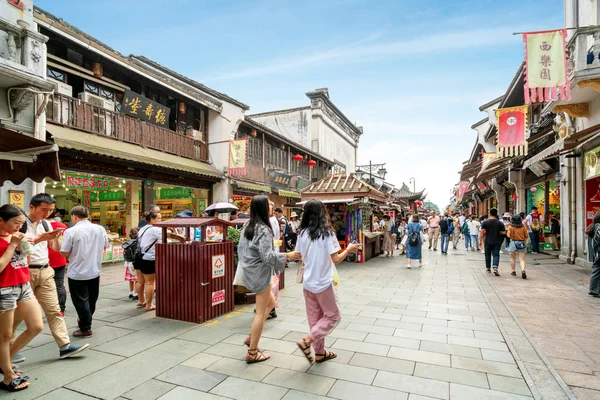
[585,145,600,226]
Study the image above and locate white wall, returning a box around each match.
[251,110,311,148]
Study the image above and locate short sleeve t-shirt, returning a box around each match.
[480,218,506,245]
[0,238,29,287]
[467,220,481,235]
[48,221,67,268]
[296,230,341,294]
[138,225,162,261]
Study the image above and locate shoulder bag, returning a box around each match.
[297,240,312,284]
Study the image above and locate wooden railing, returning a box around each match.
[47,93,208,162]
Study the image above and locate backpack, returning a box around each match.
[20,217,50,234]
[408,225,420,246]
[282,218,293,237]
[122,239,137,262]
[447,222,455,235]
[530,214,541,232]
[461,221,469,234]
[126,226,158,265]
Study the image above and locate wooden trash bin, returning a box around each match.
[154,217,236,324]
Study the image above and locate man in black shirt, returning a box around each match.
[439,215,450,255]
[480,208,506,276]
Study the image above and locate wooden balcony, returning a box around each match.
[47,93,208,162]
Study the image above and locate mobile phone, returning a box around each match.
[54,228,65,233]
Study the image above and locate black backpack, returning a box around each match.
[123,227,157,265]
[408,229,420,246]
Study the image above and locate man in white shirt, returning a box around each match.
[467,215,481,251]
[61,206,109,337]
[14,193,89,362]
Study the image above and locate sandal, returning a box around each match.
[246,349,270,364]
[315,351,337,363]
[297,338,314,365]
[242,336,263,352]
[0,375,29,392]
[136,303,146,308]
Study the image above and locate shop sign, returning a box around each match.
[585,145,600,180]
[528,161,552,177]
[476,182,488,194]
[233,196,252,201]
[102,244,113,262]
[212,255,225,278]
[296,178,310,190]
[228,139,247,176]
[66,174,110,189]
[159,187,192,199]
[83,190,91,210]
[125,182,132,215]
[272,172,291,188]
[211,289,225,306]
[98,191,125,202]
[121,89,170,128]
[198,199,206,211]
[8,190,24,209]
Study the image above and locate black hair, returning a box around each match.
[274,207,283,213]
[519,212,526,219]
[146,211,159,222]
[594,211,600,224]
[230,210,237,216]
[207,210,216,217]
[244,195,273,240]
[531,206,538,211]
[412,214,420,222]
[0,204,25,222]
[30,193,55,207]
[383,215,391,220]
[489,208,498,217]
[299,199,334,241]
[129,227,139,239]
[70,206,89,218]
[149,204,159,212]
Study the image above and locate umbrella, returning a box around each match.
[205,202,238,213]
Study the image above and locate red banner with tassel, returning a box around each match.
[496,106,529,158]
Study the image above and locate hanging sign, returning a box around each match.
[125,182,132,215]
[228,139,247,176]
[457,181,470,201]
[66,174,110,189]
[481,152,496,171]
[496,106,529,158]
[272,172,292,188]
[159,187,192,199]
[523,29,570,103]
[212,255,225,278]
[83,190,91,210]
[121,90,170,128]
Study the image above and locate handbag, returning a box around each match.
[297,240,312,284]
[514,240,526,250]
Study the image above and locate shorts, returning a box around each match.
[508,240,526,253]
[135,259,156,275]
[0,283,35,311]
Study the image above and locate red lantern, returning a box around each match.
[308,160,317,169]
[293,154,303,165]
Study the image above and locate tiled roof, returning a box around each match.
[302,174,388,202]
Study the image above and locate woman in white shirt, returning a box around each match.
[296,200,358,364]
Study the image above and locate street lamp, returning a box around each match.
[409,177,415,192]
[356,160,387,185]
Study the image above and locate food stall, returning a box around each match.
[299,174,388,263]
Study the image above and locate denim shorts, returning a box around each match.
[508,240,526,254]
[0,283,35,311]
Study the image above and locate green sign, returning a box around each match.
[297,178,310,190]
[159,187,192,199]
[198,199,206,211]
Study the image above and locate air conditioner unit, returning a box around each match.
[47,78,73,97]
[78,92,115,111]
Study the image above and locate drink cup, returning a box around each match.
[20,238,33,256]
[274,240,283,247]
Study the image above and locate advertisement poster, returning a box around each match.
[585,145,600,180]
[586,177,600,226]
[211,290,225,306]
[8,190,24,209]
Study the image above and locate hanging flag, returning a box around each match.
[457,181,470,201]
[228,139,248,176]
[481,152,497,172]
[512,192,519,201]
[496,106,529,158]
[523,29,570,103]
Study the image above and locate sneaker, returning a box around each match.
[128,293,133,299]
[522,270,527,279]
[511,271,517,276]
[12,353,25,364]
[268,309,278,319]
[493,269,500,276]
[59,343,90,359]
[132,294,139,301]
[486,269,491,273]
[72,329,93,337]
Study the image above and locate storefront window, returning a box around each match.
[585,145,600,226]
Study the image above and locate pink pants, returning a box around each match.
[304,285,340,353]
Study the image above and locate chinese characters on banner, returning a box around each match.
[83,190,91,210]
[523,29,570,103]
[125,182,132,215]
[66,174,111,189]
[457,181,470,201]
[272,172,291,188]
[228,139,247,176]
[496,106,529,158]
[121,90,171,128]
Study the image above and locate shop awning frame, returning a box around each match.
[522,139,565,170]
[278,189,301,198]
[233,181,271,194]
[295,198,356,206]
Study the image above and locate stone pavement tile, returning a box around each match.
[182,353,222,370]
[207,357,274,381]
[274,321,313,332]
[448,308,493,318]
[408,395,440,400]
[358,310,402,321]
[364,333,420,349]
[77,325,136,349]
[262,367,336,395]
[420,341,482,359]
[560,370,600,391]
[176,326,238,345]
[26,332,55,348]
[426,312,473,323]
[369,300,407,309]
[472,316,497,325]
[535,338,592,362]
[308,360,377,384]
[346,322,395,335]
[548,357,594,374]
[384,308,428,318]
[349,352,415,375]
[570,387,600,400]
[447,320,500,333]
[487,374,532,396]
[37,388,99,399]
[331,338,390,356]
[204,342,247,360]
[481,349,516,364]
[110,310,162,331]
[474,330,504,342]
[422,325,474,338]
[450,383,533,399]
[451,355,522,378]
[345,303,387,313]
[258,350,313,372]
[255,337,300,354]
[210,376,288,400]
[281,389,329,400]
[261,327,294,340]
[413,362,489,389]
[375,319,423,332]
[156,365,228,391]
[388,346,451,367]
[122,379,176,400]
[447,336,508,352]
[373,370,449,399]
[275,313,308,324]
[157,386,229,400]
[327,380,409,400]
[92,310,132,322]
[327,328,368,341]
[281,330,313,343]
[394,328,447,343]
[66,339,201,399]
[401,316,447,327]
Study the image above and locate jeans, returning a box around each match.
[68,276,100,332]
[529,231,540,253]
[53,266,67,313]
[504,236,511,250]
[464,233,471,249]
[440,234,450,253]
[471,234,480,250]
[484,243,502,270]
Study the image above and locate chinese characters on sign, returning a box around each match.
[523,29,570,103]
[272,172,292,188]
[228,139,247,176]
[121,90,170,128]
[66,174,111,190]
[496,106,529,158]
[211,290,225,306]
[212,255,225,279]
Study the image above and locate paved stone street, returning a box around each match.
[2,247,597,400]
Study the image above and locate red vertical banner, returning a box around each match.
[496,106,529,158]
[83,190,91,210]
[457,181,470,201]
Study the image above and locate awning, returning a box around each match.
[477,157,510,181]
[559,123,600,154]
[296,197,356,206]
[460,160,482,181]
[278,189,301,198]
[0,128,60,186]
[233,180,271,193]
[47,124,221,179]
[522,139,565,170]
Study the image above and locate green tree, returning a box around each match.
[423,201,440,214]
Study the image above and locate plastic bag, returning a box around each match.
[233,266,246,286]
[332,263,341,287]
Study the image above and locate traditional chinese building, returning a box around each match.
[248,88,362,174]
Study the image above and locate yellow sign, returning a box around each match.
[8,190,25,210]
[228,139,247,176]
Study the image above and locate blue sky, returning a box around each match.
[36,0,564,208]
